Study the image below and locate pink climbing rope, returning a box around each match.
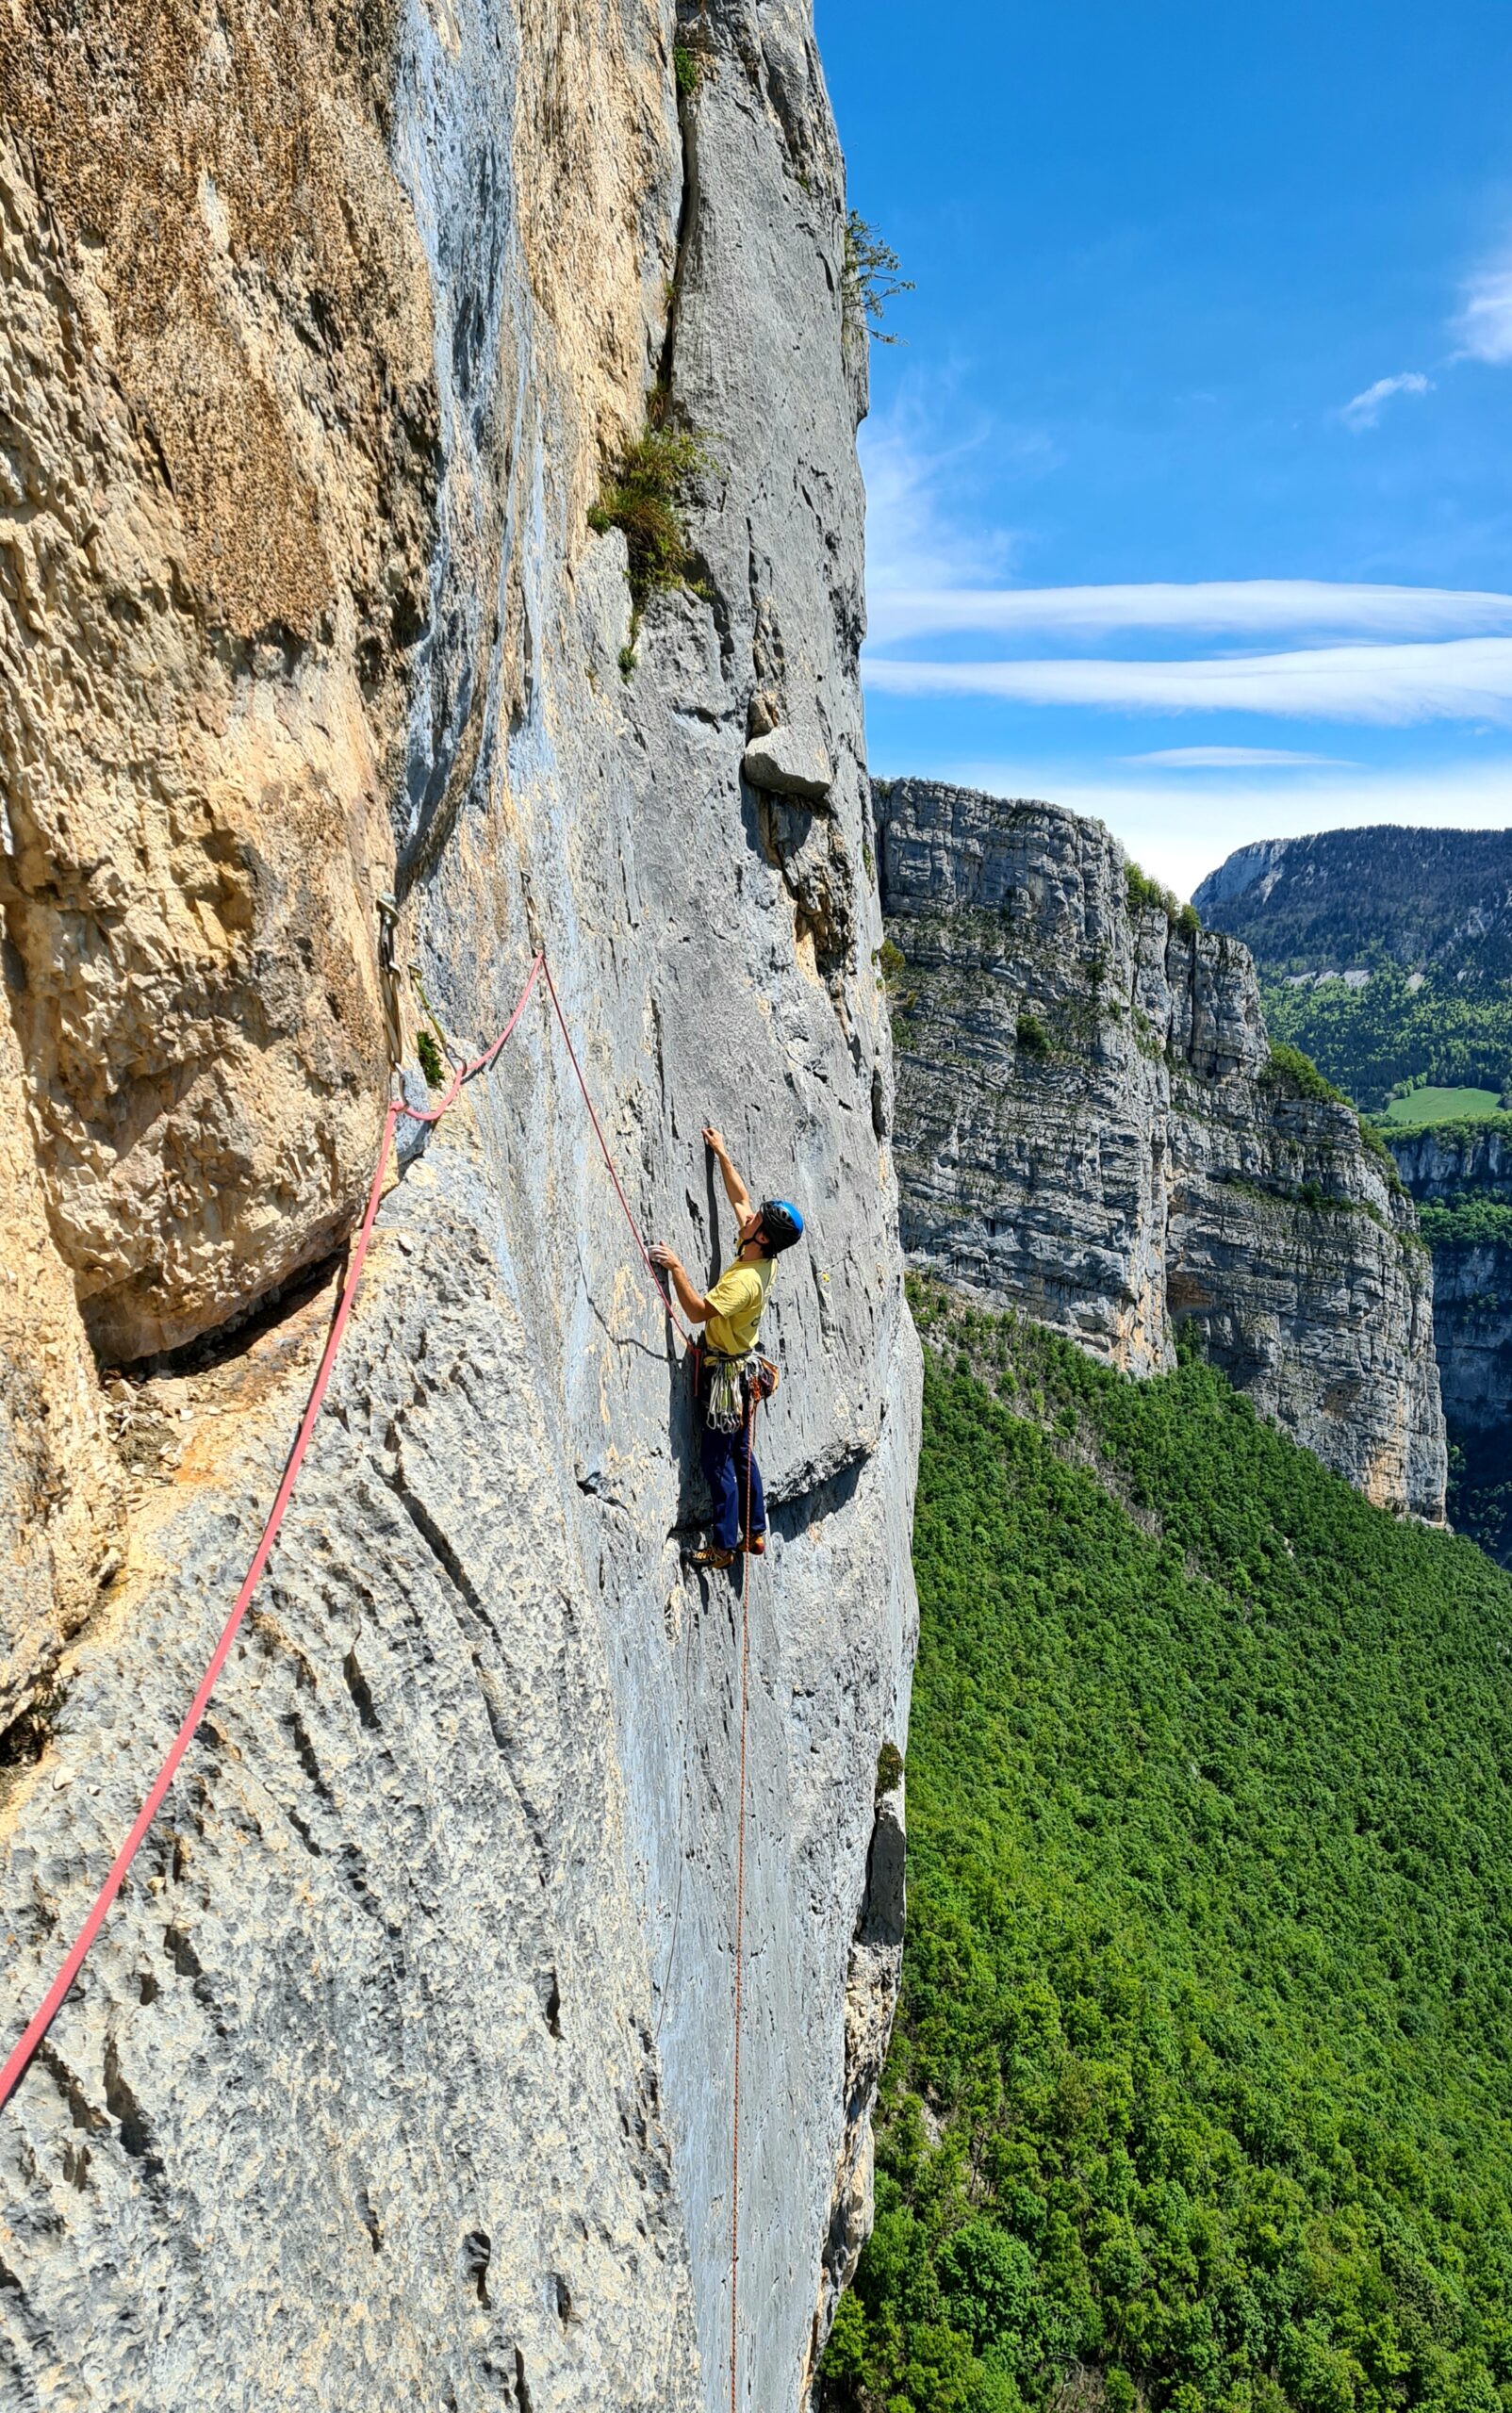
[0,944,689,2111]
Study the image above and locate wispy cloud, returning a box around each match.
[1124,747,1356,768]
[1340,371,1432,430]
[860,401,1028,600]
[864,578,1512,649]
[863,635,1512,724]
[1454,251,1512,363]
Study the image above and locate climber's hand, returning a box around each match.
[649,1245,710,1324]
[703,1128,751,1218]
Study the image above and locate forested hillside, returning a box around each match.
[822,1284,1512,2413]
[1260,967,1512,1117]
[1192,828,1512,1112]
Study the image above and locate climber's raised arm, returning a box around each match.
[703,1126,752,1221]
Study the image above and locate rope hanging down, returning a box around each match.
[0,948,692,2112]
[730,1394,757,2413]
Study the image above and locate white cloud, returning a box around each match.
[1454,253,1512,363]
[925,758,1512,901]
[863,635,1512,725]
[1124,747,1356,768]
[1339,371,1432,430]
[859,402,1026,601]
[864,578,1512,650]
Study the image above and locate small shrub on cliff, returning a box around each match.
[1263,1040,1347,1105]
[875,1739,904,1800]
[416,1028,445,1089]
[844,211,913,344]
[588,418,712,613]
[1125,860,1178,921]
[1176,898,1200,939]
[672,41,707,95]
[1015,1010,1050,1056]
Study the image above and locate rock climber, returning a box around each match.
[649,1128,805,1570]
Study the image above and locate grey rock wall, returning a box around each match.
[1388,1122,1512,1565]
[0,7,918,2410]
[879,778,1445,1519]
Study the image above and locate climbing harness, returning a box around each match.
[0,948,701,2109]
[704,1348,749,1435]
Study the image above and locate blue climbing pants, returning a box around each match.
[701,1413,765,1552]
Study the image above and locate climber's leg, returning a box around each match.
[701,1420,742,1552]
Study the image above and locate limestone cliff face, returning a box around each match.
[1387,1122,1512,1566]
[879,778,1445,1519]
[0,8,918,2409]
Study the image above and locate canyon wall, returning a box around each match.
[1387,1119,1512,1566]
[0,7,918,2408]
[1192,824,1512,982]
[879,778,1445,1520]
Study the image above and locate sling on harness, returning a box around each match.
[698,1340,781,1433]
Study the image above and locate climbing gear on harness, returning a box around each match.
[749,1354,781,1404]
[0,947,694,2112]
[375,892,404,1071]
[705,1349,750,1434]
[699,1346,780,1435]
[759,1196,804,1252]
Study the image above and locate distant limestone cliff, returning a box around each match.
[1192,824,1512,983]
[1387,1117,1512,1567]
[878,779,1446,1521]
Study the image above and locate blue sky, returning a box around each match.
[817,0,1512,896]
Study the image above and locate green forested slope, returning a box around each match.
[1260,963,1512,1115]
[822,1288,1512,2413]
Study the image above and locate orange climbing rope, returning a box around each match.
[0,947,697,2111]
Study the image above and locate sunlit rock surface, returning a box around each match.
[0,6,918,2405]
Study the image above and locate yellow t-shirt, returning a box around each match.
[703,1255,774,1356]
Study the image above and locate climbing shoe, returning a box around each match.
[688,1543,737,1570]
[742,1533,766,1557]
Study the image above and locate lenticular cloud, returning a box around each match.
[863,635,1512,726]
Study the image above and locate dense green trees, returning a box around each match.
[823,1289,1512,2412]
[1261,965,1512,1114]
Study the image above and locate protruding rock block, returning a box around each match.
[742,723,833,802]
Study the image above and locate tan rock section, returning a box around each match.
[0,0,438,1687]
[0,3,438,1407]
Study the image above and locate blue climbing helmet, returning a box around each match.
[760,1198,805,1254]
